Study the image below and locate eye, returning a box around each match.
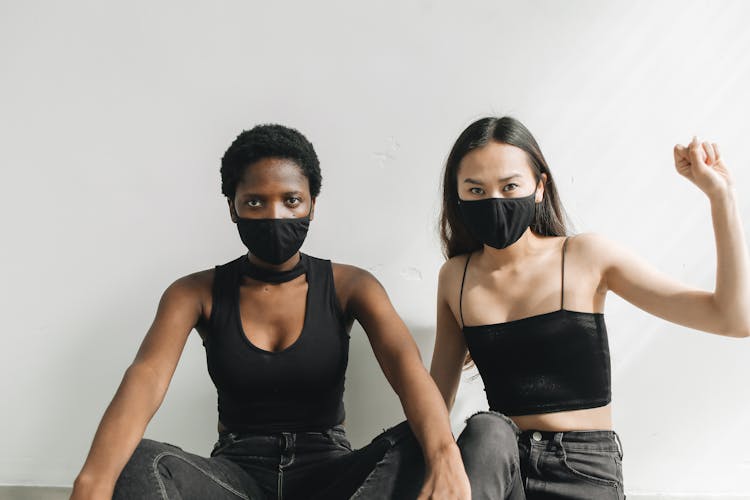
[469,187,484,195]
[246,199,262,207]
[502,183,519,192]
[286,197,302,206]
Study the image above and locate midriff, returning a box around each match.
[510,404,612,432]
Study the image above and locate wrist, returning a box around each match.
[73,472,115,495]
[424,439,461,465]
[708,186,737,205]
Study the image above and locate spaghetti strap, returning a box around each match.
[561,236,570,309]
[459,253,472,328]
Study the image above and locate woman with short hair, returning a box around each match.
[71,124,472,500]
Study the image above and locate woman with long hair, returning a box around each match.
[429,116,749,499]
[70,124,472,500]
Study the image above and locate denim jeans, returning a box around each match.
[458,411,625,500]
[113,420,425,500]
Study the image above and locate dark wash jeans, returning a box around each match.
[113,420,426,500]
[113,413,623,499]
[459,411,625,500]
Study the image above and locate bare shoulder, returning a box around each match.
[167,268,213,294]
[159,268,215,316]
[331,261,383,294]
[331,261,392,320]
[566,232,618,262]
[438,254,472,292]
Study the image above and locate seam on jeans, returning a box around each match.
[505,457,522,496]
[560,445,619,454]
[557,446,619,488]
[277,468,283,500]
[216,454,270,461]
[151,451,250,500]
[349,455,386,499]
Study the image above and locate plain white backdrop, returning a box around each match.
[2,1,749,496]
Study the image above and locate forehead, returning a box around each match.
[458,142,534,178]
[237,157,309,192]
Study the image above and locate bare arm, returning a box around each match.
[342,266,470,500]
[71,275,203,499]
[592,138,749,337]
[429,259,469,412]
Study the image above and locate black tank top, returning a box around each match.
[203,253,350,432]
[460,237,612,416]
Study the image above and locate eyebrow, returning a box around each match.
[463,173,523,185]
[239,191,304,198]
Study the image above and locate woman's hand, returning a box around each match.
[418,442,472,499]
[674,136,733,198]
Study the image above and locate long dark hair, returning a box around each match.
[440,116,569,259]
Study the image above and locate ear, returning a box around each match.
[309,197,317,222]
[227,198,238,223]
[535,173,547,203]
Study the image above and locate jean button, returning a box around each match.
[532,431,542,442]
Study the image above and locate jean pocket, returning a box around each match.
[559,447,622,488]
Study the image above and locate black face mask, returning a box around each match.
[235,213,310,265]
[458,191,538,249]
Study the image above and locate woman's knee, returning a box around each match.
[458,412,520,463]
[462,412,519,441]
[113,439,181,499]
[124,439,181,472]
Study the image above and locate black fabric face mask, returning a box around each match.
[458,191,538,249]
[235,214,310,265]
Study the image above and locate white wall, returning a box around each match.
[2,0,749,495]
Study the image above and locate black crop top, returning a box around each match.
[202,253,350,432]
[460,237,612,416]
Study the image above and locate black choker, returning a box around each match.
[241,254,307,284]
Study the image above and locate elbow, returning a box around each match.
[732,316,750,338]
[721,321,750,338]
[124,362,169,402]
[715,304,750,338]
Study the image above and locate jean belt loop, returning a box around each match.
[613,432,624,459]
[553,432,565,456]
[280,432,292,452]
[553,432,564,447]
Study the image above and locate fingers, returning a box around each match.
[703,141,716,165]
[712,142,721,162]
[673,144,689,167]
[688,136,706,166]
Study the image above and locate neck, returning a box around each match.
[478,229,542,268]
[247,252,301,272]
[242,252,307,284]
